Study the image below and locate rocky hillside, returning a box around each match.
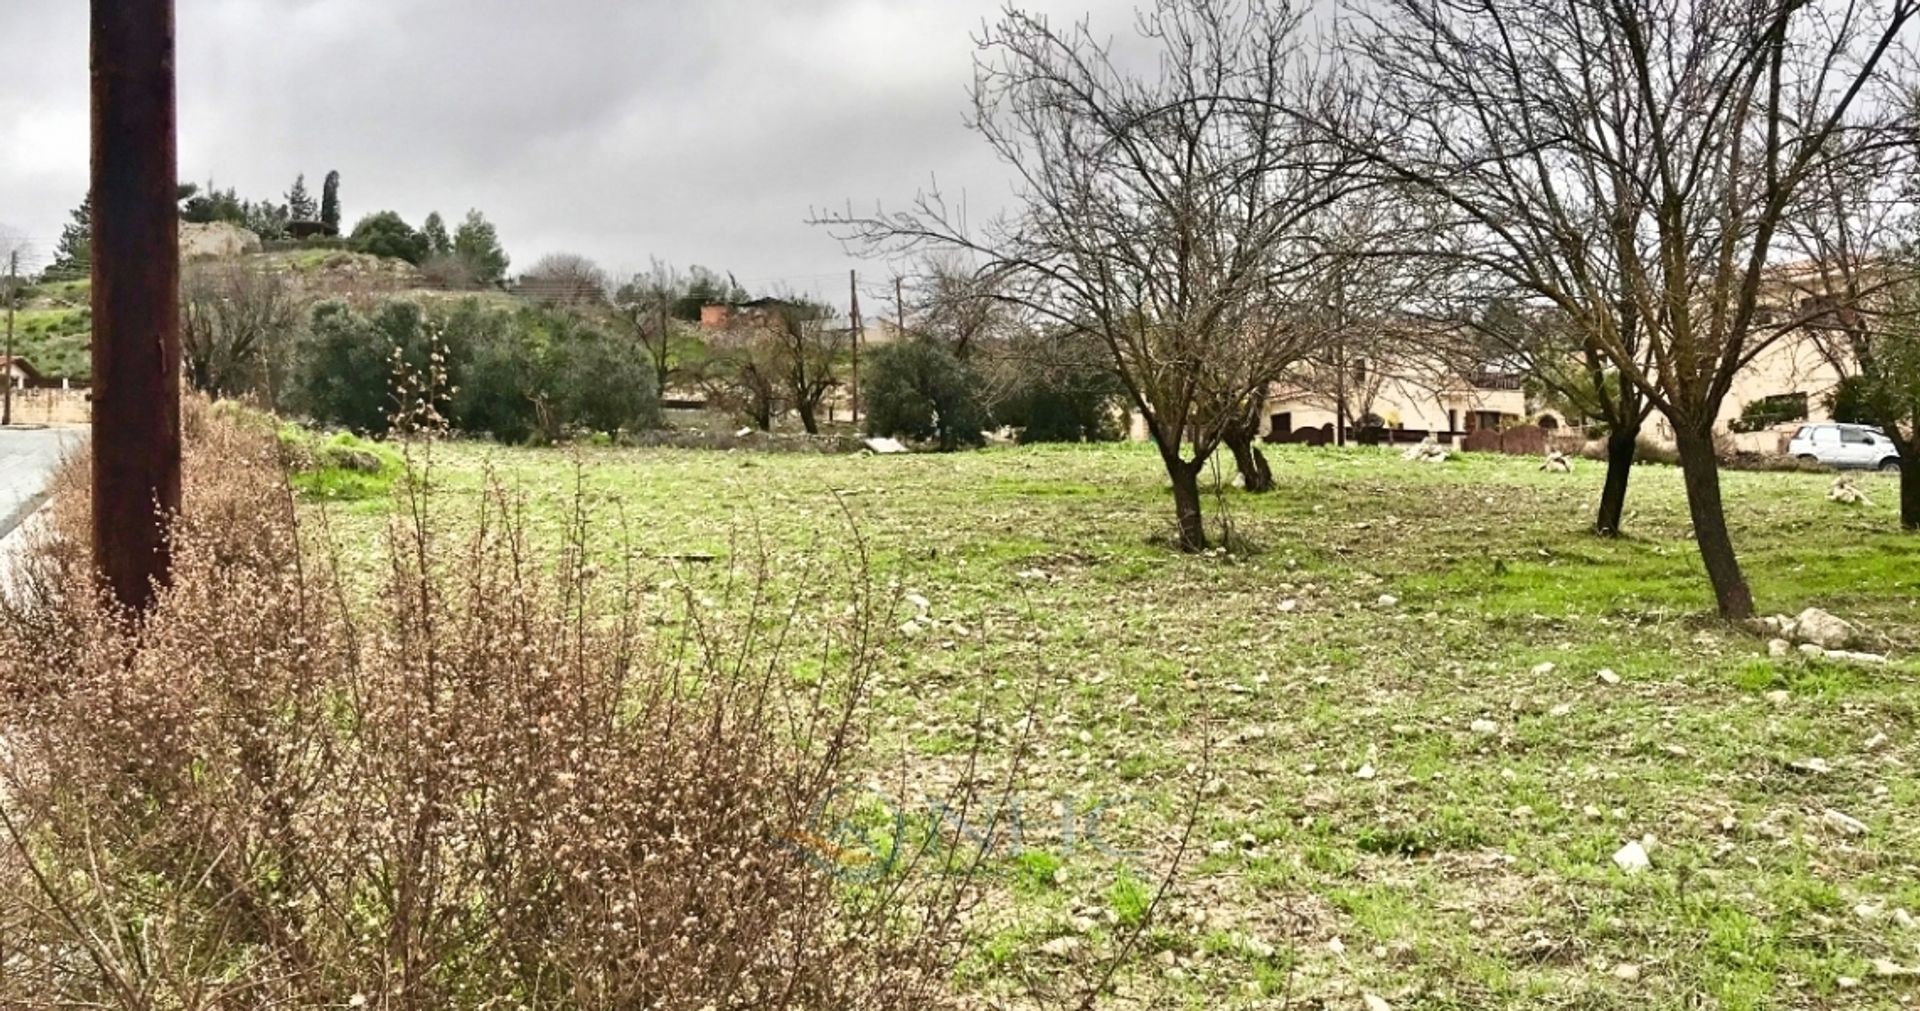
[14,230,498,384]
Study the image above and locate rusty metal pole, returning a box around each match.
[91,0,181,613]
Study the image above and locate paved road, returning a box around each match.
[0,427,87,542]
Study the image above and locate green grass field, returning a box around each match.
[314,441,1920,1009]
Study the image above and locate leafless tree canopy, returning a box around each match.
[614,260,691,394]
[822,0,1371,548]
[1335,0,1917,616]
[180,261,306,401]
[520,252,612,308]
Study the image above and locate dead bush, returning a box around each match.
[0,401,1002,1010]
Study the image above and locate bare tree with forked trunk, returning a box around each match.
[820,0,1369,549]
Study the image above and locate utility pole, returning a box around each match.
[4,250,15,428]
[894,275,906,338]
[657,300,670,395]
[92,0,182,613]
[848,270,862,426]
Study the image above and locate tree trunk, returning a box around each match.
[1225,426,1275,493]
[1901,440,1918,532]
[1167,459,1207,553]
[1594,424,1639,537]
[797,400,820,435]
[1673,424,1755,620]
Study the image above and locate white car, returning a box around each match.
[1788,423,1902,471]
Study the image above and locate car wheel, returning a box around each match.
[1881,458,1902,473]
[1797,454,1821,465]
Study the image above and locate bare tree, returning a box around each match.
[519,252,611,308]
[613,260,692,396]
[760,302,848,435]
[822,0,1366,549]
[1781,113,1920,527]
[1330,0,1917,618]
[697,329,784,432]
[180,261,306,401]
[906,254,1022,361]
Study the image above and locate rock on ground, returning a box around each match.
[1794,608,1857,650]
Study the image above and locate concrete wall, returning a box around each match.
[4,389,89,426]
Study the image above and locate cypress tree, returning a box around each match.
[320,171,342,235]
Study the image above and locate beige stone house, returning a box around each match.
[1259,361,1544,444]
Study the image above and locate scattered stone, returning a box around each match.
[863,437,911,455]
[1550,703,1574,717]
[1540,450,1574,474]
[1837,976,1861,990]
[1854,903,1884,923]
[1794,608,1857,650]
[1363,994,1393,1011]
[1799,643,1826,659]
[1864,733,1890,751]
[1825,650,1889,666]
[1765,690,1792,705]
[1279,598,1299,613]
[1039,936,1081,957]
[1613,962,1642,982]
[905,593,931,613]
[898,619,924,637]
[1016,568,1050,582]
[1894,908,1916,930]
[1401,436,1450,464]
[1355,763,1377,781]
[1583,805,1604,820]
[1768,639,1793,659]
[1533,662,1558,677]
[1378,594,1401,608]
[1872,959,1919,979]
[1613,840,1652,874]
[1598,669,1622,685]
[1327,936,1347,955]
[1789,757,1834,775]
[1471,719,1501,736]
[1822,809,1870,837]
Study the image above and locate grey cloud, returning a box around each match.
[2,0,1137,304]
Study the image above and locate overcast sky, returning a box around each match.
[0,0,1138,308]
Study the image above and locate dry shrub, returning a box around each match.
[0,400,988,1009]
